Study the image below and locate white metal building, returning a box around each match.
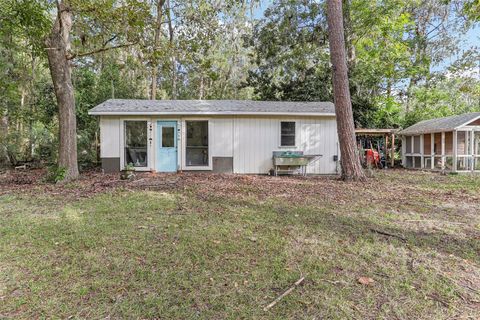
[88,99,340,175]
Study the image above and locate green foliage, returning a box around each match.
[73,59,149,168]
[246,0,417,127]
[45,165,67,183]
[68,0,151,58]
[247,0,478,129]
[247,1,331,99]
[372,97,403,128]
[165,0,257,99]
[0,0,478,168]
[0,0,54,166]
[405,74,480,127]
[463,0,480,21]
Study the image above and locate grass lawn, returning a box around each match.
[0,170,479,319]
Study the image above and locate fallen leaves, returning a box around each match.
[2,169,480,213]
[357,277,375,286]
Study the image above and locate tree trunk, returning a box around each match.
[150,0,166,100]
[386,78,392,97]
[27,53,36,161]
[167,0,177,99]
[45,1,79,181]
[342,0,356,70]
[199,74,204,100]
[405,78,416,113]
[0,108,8,165]
[327,0,365,181]
[406,8,431,113]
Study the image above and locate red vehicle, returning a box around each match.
[357,137,386,169]
[356,129,397,169]
[365,149,382,168]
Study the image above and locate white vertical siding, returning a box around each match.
[211,118,233,157]
[298,118,338,174]
[100,115,339,175]
[232,117,338,174]
[100,117,120,158]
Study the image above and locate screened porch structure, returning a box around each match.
[399,113,480,173]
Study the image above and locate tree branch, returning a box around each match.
[102,35,118,47]
[67,42,137,60]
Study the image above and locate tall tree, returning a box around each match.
[150,0,166,100]
[0,0,51,165]
[166,0,177,99]
[45,1,78,180]
[44,0,149,180]
[326,0,365,181]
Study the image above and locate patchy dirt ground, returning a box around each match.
[0,169,479,319]
[2,168,479,203]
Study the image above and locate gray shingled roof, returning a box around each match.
[398,112,480,135]
[88,99,335,115]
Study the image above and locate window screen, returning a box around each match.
[280,122,296,146]
[475,132,480,156]
[413,136,421,153]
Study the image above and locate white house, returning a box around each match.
[88,99,340,174]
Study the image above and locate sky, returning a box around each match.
[252,0,270,19]
[442,25,480,67]
[252,1,480,73]
[465,25,480,49]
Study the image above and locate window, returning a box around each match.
[125,121,148,167]
[162,126,175,148]
[280,121,296,146]
[186,121,208,166]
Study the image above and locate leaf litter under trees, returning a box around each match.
[0,169,479,317]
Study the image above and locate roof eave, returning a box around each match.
[398,128,454,135]
[399,113,480,135]
[88,111,336,117]
[454,114,480,130]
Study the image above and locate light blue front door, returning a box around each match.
[156,121,177,172]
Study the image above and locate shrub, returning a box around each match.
[45,165,67,183]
